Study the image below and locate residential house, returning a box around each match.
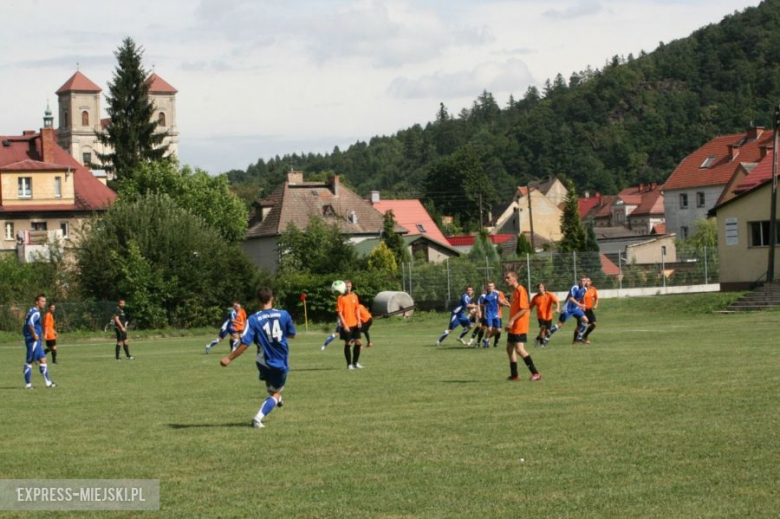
[354,234,460,264]
[528,176,569,207]
[0,114,117,258]
[368,192,456,263]
[243,172,394,272]
[489,186,564,243]
[709,152,780,290]
[663,126,769,239]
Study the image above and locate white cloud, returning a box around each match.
[388,58,534,99]
[542,0,603,20]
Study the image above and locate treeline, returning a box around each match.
[227,0,780,228]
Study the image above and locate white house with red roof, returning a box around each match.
[663,126,770,239]
[0,111,116,258]
[55,70,179,169]
[488,185,564,244]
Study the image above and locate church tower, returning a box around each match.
[55,71,103,167]
[146,72,179,157]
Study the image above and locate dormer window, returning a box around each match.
[700,156,716,168]
[323,204,336,216]
[416,223,427,233]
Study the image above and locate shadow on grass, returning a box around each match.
[441,380,479,384]
[167,422,250,429]
[292,367,340,372]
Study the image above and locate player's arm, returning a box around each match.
[220,343,249,366]
[499,294,511,307]
[355,303,362,329]
[28,316,39,341]
[506,307,529,330]
[593,289,599,309]
[113,312,126,332]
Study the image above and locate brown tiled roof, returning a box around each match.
[630,188,664,216]
[246,178,388,238]
[56,71,102,94]
[146,73,178,94]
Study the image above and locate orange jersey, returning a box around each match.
[337,293,360,327]
[583,287,598,310]
[508,284,530,335]
[530,292,559,321]
[358,304,372,322]
[44,312,56,340]
[497,290,506,320]
[232,308,247,332]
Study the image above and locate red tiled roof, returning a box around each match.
[593,196,617,219]
[732,152,774,195]
[371,199,448,245]
[0,132,116,211]
[631,189,664,216]
[0,159,70,171]
[446,234,514,247]
[600,254,620,276]
[651,223,666,235]
[578,197,601,218]
[663,128,772,191]
[146,73,178,94]
[56,71,102,94]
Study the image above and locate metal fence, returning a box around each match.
[401,248,718,311]
[0,301,118,333]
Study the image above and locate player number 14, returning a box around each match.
[263,320,283,342]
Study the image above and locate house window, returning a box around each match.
[749,221,780,247]
[60,222,70,239]
[700,156,716,168]
[83,152,92,166]
[158,112,166,127]
[32,222,47,231]
[696,192,705,208]
[416,223,427,233]
[55,177,62,198]
[680,226,689,239]
[18,177,32,198]
[82,111,89,126]
[3,222,13,241]
[679,193,688,209]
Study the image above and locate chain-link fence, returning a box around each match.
[0,301,118,333]
[401,248,718,311]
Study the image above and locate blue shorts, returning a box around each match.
[559,307,586,323]
[448,313,471,330]
[256,362,287,392]
[485,317,501,329]
[25,339,45,363]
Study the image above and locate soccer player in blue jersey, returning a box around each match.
[480,281,510,348]
[321,320,342,351]
[23,294,56,389]
[468,288,487,346]
[205,301,244,354]
[544,277,589,346]
[220,287,296,429]
[436,286,477,346]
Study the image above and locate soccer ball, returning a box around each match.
[331,280,347,295]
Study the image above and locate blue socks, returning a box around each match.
[438,331,449,343]
[323,334,337,347]
[39,364,51,384]
[24,364,32,385]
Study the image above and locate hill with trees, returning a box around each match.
[227,1,780,230]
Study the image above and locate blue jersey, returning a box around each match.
[23,307,42,341]
[483,291,501,320]
[241,309,296,372]
[566,285,587,312]
[451,293,472,317]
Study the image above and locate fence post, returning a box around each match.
[446,259,451,309]
[409,261,413,298]
[401,262,406,293]
[618,252,623,291]
[526,252,531,291]
[662,252,666,290]
[485,256,489,287]
[704,246,709,284]
[573,251,577,284]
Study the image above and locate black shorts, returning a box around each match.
[340,328,361,341]
[115,328,128,342]
[46,339,57,348]
[361,318,373,334]
[537,319,552,329]
[507,333,528,344]
[585,309,596,323]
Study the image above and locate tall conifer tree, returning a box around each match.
[97,38,168,181]
[558,180,587,253]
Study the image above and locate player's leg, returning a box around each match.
[24,343,34,387]
[506,336,520,381]
[352,330,363,368]
[47,340,58,363]
[363,319,373,347]
[545,314,567,345]
[253,364,286,428]
[123,337,134,359]
[457,323,471,342]
[206,331,224,354]
[575,313,589,341]
[115,328,123,360]
[34,344,55,387]
[583,311,596,343]
[493,320,502,347]
[437,318,455,346]
[516,340,541,380]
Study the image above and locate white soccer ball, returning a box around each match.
[331,280,347,294]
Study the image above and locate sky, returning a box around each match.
[0,0,761,174]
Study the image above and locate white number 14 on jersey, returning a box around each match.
[263,320,283,342]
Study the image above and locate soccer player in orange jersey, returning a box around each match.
[337,280,363,369]
[530,283,560,347]
[581,277,598,343]
[43,303,59,364]
[358,304,374,348]
[503,271,541,382]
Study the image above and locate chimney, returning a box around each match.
[639,182,645,193]
[370,190,380,204]
[332,175,339,197]
[597,192,602,205]
[22,130,36,136]
[746,126,764,141]
[650,182,657,191]
[286,171,304,184]
[41,127,55,164]
[760,145,770,159]
[583,191,590,199]
[728,144,739,161]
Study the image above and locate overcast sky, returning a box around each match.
[0,0,760,174]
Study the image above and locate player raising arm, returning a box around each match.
[220,287,296,429]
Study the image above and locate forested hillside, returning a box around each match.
[227,1,780,229]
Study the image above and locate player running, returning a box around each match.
[468,288,487,347]
[220,287,296,429]
[43,302,59,364]
[23,294,56,388]
[544,277,589,346]
[321,320,342,351]
[205,301,246,354]
[436,286,477,346]
[530,283,560,347]
[580,277,598,344]
[503,272,541,382]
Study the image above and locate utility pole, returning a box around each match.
[479,194,484,229]
[768,105,780,283]
[527,185,536,251]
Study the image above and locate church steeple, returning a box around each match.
[43,101,54,128]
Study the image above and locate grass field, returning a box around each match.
[1,293,778,518]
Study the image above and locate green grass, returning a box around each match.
[1,293,778,518]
